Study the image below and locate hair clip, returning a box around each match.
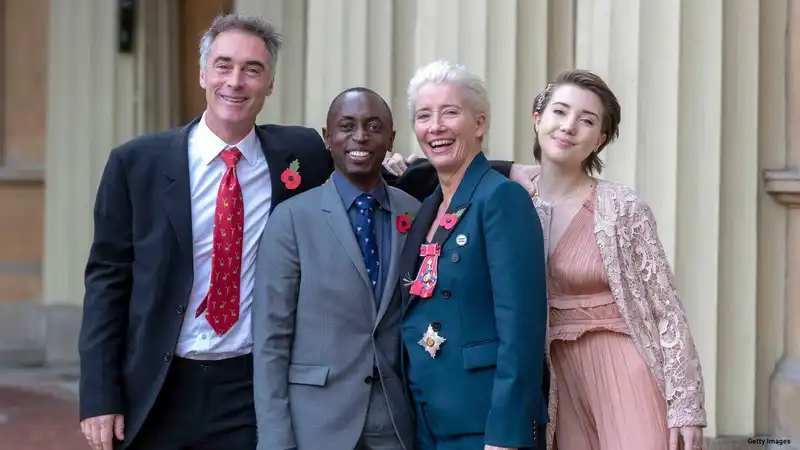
[535,82,554,112]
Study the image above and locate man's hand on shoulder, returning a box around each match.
[383,152,422,176]
[508,163,541,196]
[81,414,124,450]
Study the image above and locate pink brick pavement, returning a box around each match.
[0,387,86,450]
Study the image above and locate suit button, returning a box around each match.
[364,376,373,385]
[176,305,185,315]
[451,253,460,263]
[431,322,441,332]
[441,289,451,299]
[164,352,172,362]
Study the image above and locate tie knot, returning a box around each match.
[221,147,243,168]
[356,193,377,213]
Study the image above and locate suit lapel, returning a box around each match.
[402,153,492,315]
[399,189,441,316]
[321,181,374,300]
[374,190,409,328]
[254,126,293,212]
[162,117,200,257]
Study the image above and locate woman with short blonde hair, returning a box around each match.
[399,60,549,450]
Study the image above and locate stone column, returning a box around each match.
[42,0,137,364]
[235,0,308,126]
[136,0,182,133]
[754,0,791,437]
[764,0,800,446]
[303,0,394,132]
[716,0,761,437]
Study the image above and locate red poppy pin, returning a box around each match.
[281,159,301,190]
[439,207,466,230]
[396,212,415,234]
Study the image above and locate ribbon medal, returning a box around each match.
[409,243,440,298]
[408,205,468,299]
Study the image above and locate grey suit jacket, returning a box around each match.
[253,179,421,450]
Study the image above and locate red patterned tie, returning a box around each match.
[195,147,244,336]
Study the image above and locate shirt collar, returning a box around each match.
[331,171,392,213]
[194,113,260,166]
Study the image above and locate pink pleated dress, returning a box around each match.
[547,187,669,450]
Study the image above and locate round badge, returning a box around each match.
[455,234,468,246]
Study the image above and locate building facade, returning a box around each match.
[0,0,797,447]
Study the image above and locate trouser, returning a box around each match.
[126,354,257,450]
[356,375,404,450]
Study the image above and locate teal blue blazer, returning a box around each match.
[399,152,548,448]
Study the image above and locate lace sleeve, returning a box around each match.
[629,198,708,428]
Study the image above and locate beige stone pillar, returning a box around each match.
[764,0,800,446]
[302,0,394,133]
[235,0,308,126]
[716,0,761,437]
[755,0,790,437]
[42,0,138,363]
[136,0,182,133]
[575,0,766,440]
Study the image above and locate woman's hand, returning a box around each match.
[669,426,704,450]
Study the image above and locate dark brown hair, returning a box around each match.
[532,69,621,175]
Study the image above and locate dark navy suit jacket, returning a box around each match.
[399,152,548,448]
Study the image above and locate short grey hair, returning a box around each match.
[199,13,284,78]
[406,60,491,133]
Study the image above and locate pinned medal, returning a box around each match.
[409,243,441,298]
[418,324,446,358]
[455,234,468,246]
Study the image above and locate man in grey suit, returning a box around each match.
[253,88,420,450]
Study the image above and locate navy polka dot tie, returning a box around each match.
[354,193,379,291]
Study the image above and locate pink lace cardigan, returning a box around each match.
[532,178,707,447]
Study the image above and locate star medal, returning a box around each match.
[418,324,446,358]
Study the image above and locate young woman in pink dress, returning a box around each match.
[530,69,707,450]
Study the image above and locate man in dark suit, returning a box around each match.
[78,13,332,450]
[78,12,531,450]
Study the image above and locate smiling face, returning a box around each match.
[323,90,395,190]
[534,84,607,171]
[199,29,274,142]
[412,83,486,174]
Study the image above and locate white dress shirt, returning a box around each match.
[175,115,272,359]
